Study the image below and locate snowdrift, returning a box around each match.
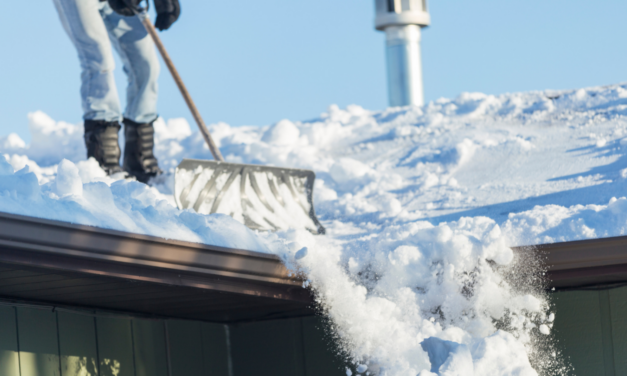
[5,83,627,374]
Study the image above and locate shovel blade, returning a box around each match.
[174,159,325,234]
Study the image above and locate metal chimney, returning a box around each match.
[375,0,430,107]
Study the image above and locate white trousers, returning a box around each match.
[53,0,160,123]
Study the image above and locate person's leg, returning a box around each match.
[99,5,159,124]
[99,4,162,182]
[52,0,122,122]
[53,0,122,174]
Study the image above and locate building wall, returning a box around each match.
[0,303,347,376]
[551,286,627,376]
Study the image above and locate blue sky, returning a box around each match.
[1,0,626,142]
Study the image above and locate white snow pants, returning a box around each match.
[53,0,160,123]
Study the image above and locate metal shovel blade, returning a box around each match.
[174,159,325,234]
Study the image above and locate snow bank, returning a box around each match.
[6,83,627,375]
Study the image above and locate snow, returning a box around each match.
[5,83,627,375]
[538,325,551,336]
[0,156,269,253]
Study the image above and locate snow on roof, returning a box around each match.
[4,83,625,374]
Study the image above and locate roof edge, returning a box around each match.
[0,211,303,291]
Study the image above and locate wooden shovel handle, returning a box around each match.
[141,17,225,162]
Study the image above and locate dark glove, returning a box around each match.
[154,0,180,31]
[107,0,142,16]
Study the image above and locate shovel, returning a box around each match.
[139,14,325,234]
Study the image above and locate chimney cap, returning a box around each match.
[374,0,430,30]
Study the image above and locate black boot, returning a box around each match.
[122,118,162,183]
[84,120,123,175]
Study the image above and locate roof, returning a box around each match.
[516,236,627,289]
[0,212,314,323]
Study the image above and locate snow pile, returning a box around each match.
[278,218,555,375]
[6,83,627,374]
[0,155,268,252]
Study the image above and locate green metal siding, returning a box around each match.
[0,303,349,376]
[0,306,19,376]
[302,317,347,376]
[96,316,136,376]
[552,290,605,374]
[57,311,99,376]
[609,287,627,375]
[230,316,347,376]
[552,286,627,376]
[16,307,61,376]
[231,317,305,376]
[167,320,205,376]
[0,306,238,376]
[132,319,169,376]
[599,290,616,376]
[202,323,230,376]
